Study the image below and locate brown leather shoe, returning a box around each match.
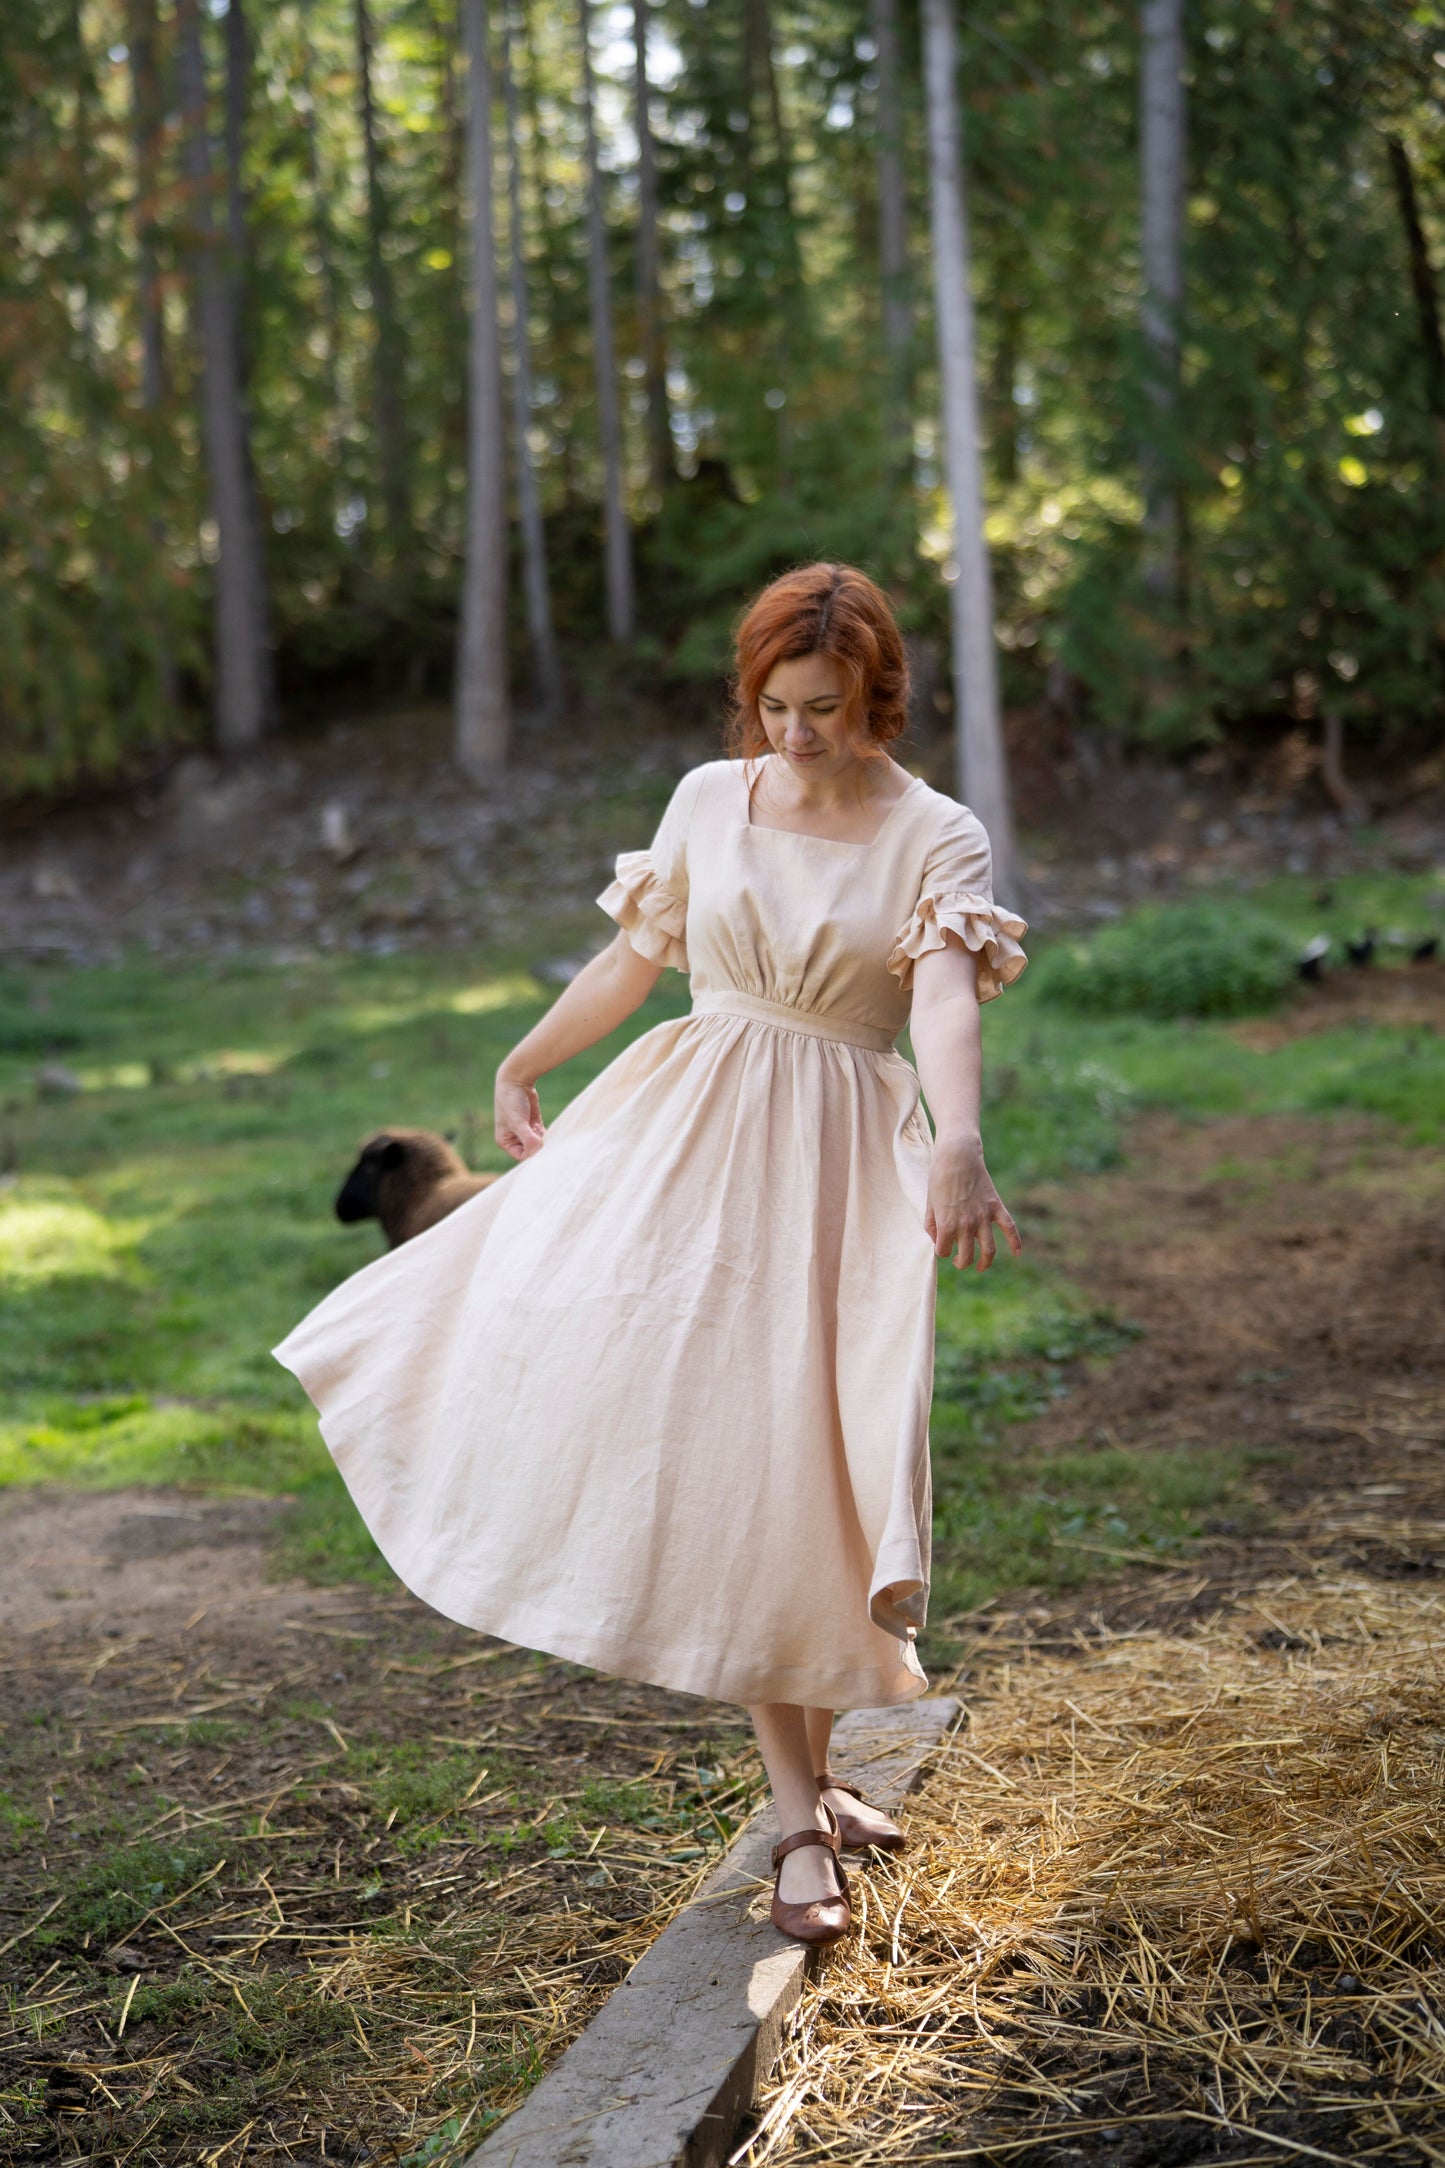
[770,1804,852,1947]
[819,1775,907,1855]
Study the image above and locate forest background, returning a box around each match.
[3,0,1443,826]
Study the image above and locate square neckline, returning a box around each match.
[739,760,923,850]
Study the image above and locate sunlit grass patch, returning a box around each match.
[0,1391,328,1495]
[0,1183,154,1284]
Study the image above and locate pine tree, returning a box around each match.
[578,0,633,642]
[921,0,1017,897]
[176,0,274,751]
[456,0,512,773]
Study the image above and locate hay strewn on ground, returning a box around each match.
[738,1555,1445,2165]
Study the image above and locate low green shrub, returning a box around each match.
[1032,901,1296,1020]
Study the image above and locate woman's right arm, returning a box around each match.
[494,932,662,1159]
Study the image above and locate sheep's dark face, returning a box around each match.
[335,1136,406,1224]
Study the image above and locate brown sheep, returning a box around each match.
[334,1128,500,1249]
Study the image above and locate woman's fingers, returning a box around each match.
[495,1081,545,1161]
[927,1174,1022,1272]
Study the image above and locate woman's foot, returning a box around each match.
[818,1772,906,1853]
[771,1805,851,1946]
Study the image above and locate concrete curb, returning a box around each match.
[469,1696,961,2168]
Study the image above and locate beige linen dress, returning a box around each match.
[272,759,1026,1710]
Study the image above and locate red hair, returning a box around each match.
[725,563,910,762]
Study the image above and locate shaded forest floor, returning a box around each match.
[4,1050,1444,2162]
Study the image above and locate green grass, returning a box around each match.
[1,864,1440,1608]
[0,941,692,1566]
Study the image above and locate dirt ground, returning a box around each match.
[4,1042,1444,2161]
[1017,1100,1445,1577]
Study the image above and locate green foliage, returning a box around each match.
[2,0,1441,793]
[1031,901,1298,1020]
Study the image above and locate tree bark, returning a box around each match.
[1139,0,1186,602]
[990,277,1022,485]
[176,0,274,749]
[435,0,468,464]
[1385,134,1445,443]
[872,0,910,460]
[354,0,412,546]
[1320,707,1363,822]
[921,0,1017,898]
[224,0,250,386]
[500,9,561,719]
[632,0,671,500]
[456,0,512,773]
[578,0,634,643]
[128,0,167,412]
[296,11,343,442]
[70,0,98,366]
[128,0,177,711]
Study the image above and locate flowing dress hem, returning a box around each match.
[272,1343,929,1713]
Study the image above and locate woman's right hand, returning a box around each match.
[495,1069,546,1160]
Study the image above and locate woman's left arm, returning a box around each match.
[908,940,1022,1271]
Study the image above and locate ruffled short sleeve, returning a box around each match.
[597,766,703,973]
[888,801,1028,1002]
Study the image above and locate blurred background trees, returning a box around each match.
[1,0,1442,806]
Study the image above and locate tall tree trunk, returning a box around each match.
[872,0,910,460]
[1385,134,1445,448]
[500,9,561,718]
[632,0,671,500]
[224,0,250,386]
[1139,0,1186,603]
[354,0,412,546]
[68,0,100,368]
[578,0,634,643]
[128,0,168,411]
[435,0,468,466]
[743,0,801,482]
[296,12,343,445]
[456,0,511,773]
[176,0,274,749]
[520,0,577,512]
[129,0,177,711]
[990,277,1022,485]
[921,0,1016,898]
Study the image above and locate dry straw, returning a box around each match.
[735,1569,1445,2163]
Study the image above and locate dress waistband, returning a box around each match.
[690,988,897,1053]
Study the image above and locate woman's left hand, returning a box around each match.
[925,1132,1022,1271]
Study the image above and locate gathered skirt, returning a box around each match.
[273,999,939,1710]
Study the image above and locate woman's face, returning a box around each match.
[757,653,860,778]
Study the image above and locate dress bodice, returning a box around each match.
[600,759,1026,1042]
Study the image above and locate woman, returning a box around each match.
[273,563,1026,1947]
